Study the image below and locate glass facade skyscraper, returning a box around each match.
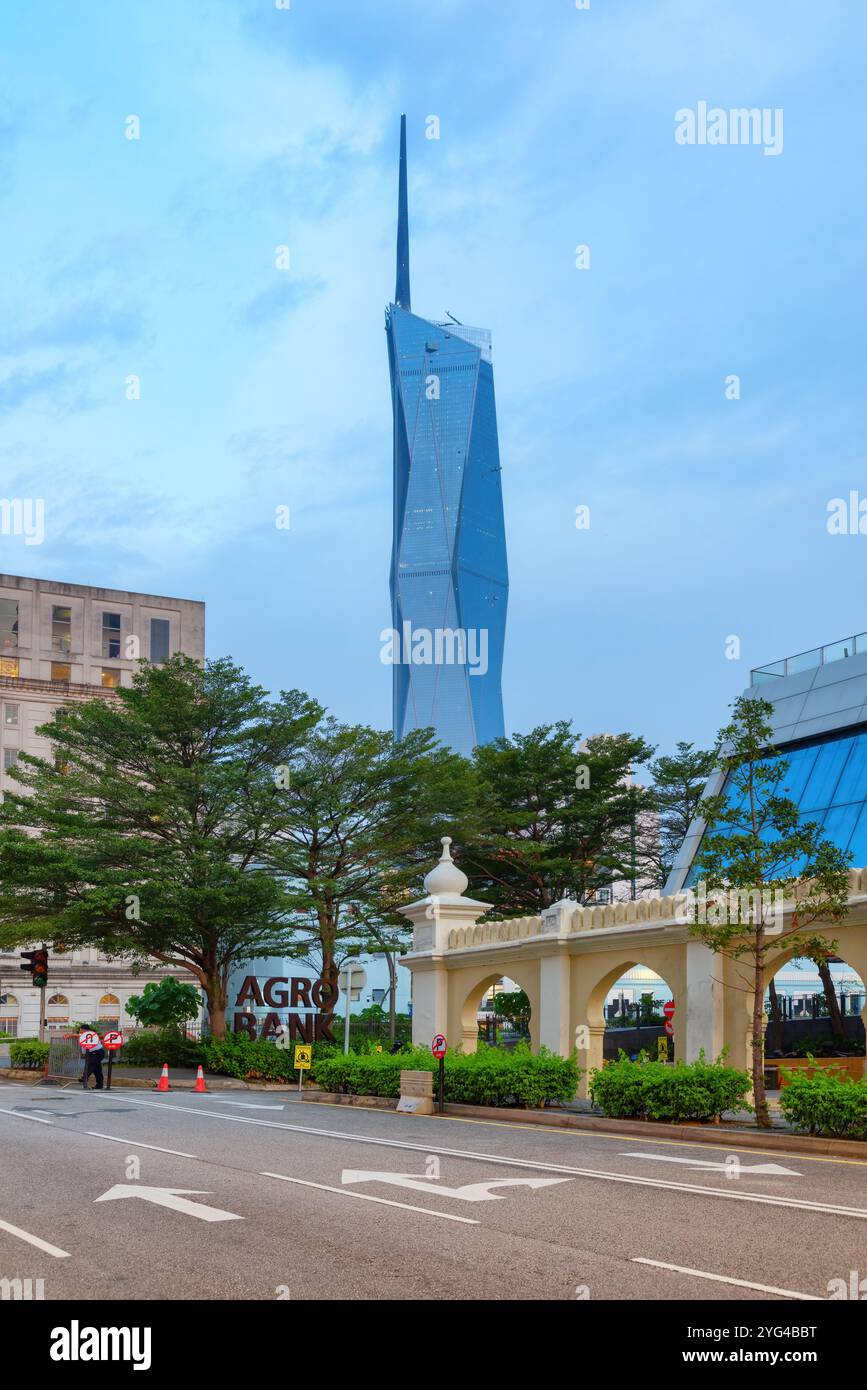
[385,116,508,758]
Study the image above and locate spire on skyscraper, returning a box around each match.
[395,114,411,310]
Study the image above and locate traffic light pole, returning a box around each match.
[38,984,46,1044]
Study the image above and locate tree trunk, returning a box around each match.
[753,934,770,1128]
[766,975,783,1054]
[815,955,845,1043]
[204,977,227,1040]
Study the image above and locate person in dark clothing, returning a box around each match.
[81,1038,106,1090]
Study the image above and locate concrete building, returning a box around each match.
[0,572,205,1039]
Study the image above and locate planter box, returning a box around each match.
[777,1056,865,1086]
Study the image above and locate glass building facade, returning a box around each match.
[386,115,508,758]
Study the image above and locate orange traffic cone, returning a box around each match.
[193,1064,208,1094]
[156,1063,170,1092]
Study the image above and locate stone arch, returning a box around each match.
[764,940,866,1075]
[447,959,541,1056]
[572,946,685,1098]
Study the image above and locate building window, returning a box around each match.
[98,993,120,1023]
[0,599,18,653]
[101,668,120,689]
[0,992,19,1038]
[102,612,121,659]
[52,605,72,653]
[150,618,170,664]
[46,993,69,1032]
[3,749,18,771]
[4,704,18,726]
[51,662,71,682]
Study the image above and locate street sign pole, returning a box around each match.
[106,1050,113,1091]
[431,1034,447,1113]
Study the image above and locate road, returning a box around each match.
[1,1080,865,1301]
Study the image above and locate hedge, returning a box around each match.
[315,1043,579,1108]
[10,1040,49,1069]
[202,1034,340,1082]
[589,1052,751,1122]
[117,1031,205,1069]
[778,1070,867,1141]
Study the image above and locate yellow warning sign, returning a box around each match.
[657,1037,669,1062]
[294,1045,312,1070]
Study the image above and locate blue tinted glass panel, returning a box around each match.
[847,801,867,866]
[778,745,819,803]
[820,804,860,854]
[799,737,854,812]
[833,733,867,804]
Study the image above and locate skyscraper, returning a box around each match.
[385,115,509,758]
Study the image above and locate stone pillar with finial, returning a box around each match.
[398,835,488,1047]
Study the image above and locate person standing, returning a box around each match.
[81,1035,106,1090]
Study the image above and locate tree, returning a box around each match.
[264,717,479,1007]
[643,741,716,889]
[463,723,655,916]
[491,988,531,1033]
[0,656,321,1038]
[690,695,851,1127]
[126,978,201,1034]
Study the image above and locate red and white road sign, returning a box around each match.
[431,1033,447,1059]
[102,1031,124,1051]
[662,1001,676,1019]
[664,1021,674,1037]
[78,1029,101,1051]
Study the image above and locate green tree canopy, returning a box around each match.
[462,722,655,916]
[0,655,321,1037]
[691,694,851,1126]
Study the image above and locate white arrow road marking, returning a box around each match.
[341,1170,570,1202]
[261,1171,478,1224]
[94,1186,242,1222]
[213,1100,285,1110]
[108,1098,867,1221]
[625,1152,801,1176]
[632,1258,821,1301]
[0,1217,70,1259]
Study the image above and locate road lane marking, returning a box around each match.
[85,1132,197,1158]
[261,1171,479,1224]
[631,1258,821,1301]
[0,1107,52,1125]
[0,1218,70,1258]
[301,1097,867,1169]
[214,1101,285,1111]
[624,1152,801,1176]
[94,1186,242,1222]
[109,1097,867,1221]
[341,1169,570,1201]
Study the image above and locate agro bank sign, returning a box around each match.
[233,975,336,1043]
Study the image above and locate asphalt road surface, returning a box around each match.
[1,1081,866,1302]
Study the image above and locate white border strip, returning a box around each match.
[0,1217,70,1259]
[260,1171,479,1224]
[632,1257,821,1301]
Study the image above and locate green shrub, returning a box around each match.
[589,1051,751,1122]
[315,1043,579,1108]
[778,1070,867,1140]
[118,1031,205,1069]
[10,1039,49,1069]
[202,1035,339,1082]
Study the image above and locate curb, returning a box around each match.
[300,1091,867,1158]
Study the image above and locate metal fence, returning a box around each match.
[47,1034,85,1081]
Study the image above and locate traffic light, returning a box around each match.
[20,947,48,988]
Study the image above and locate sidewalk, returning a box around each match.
[0,1065,300,1093]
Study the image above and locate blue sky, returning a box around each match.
[1,0,865,764]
